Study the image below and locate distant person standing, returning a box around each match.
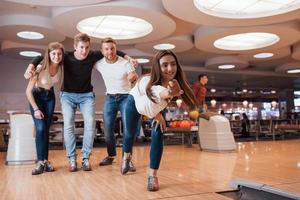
[192,74,208,112]
[241,113,250,138]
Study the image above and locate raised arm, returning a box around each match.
[159,79,183,100]
[127,71,138,83]
[24,56,43,79]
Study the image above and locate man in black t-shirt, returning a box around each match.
[24,33,137,172]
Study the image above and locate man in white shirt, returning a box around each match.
[95,37,138,169]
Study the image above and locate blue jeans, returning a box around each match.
[29,87,55,161]
[103,94,128,157]
[60,92,95,160]
[123,95,164,169]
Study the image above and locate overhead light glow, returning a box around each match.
[193,0,300,19]
[271,90,276,94]
[287,69,300,74]
[210,99,217,107]
[17,31,44,40]
[254,53,274,59]
[294,91,300,95]
[210,88,216,93]
[218,64,235,69]
[77,15,153,40]
[153,43,175,50]
[214,32,280,51]
[19,51,42,57]
[137,58,149,64]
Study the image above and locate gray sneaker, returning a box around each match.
[129,160,136,172]
[82,158,92,171]
[68,159,77,172]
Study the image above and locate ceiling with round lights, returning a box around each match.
[275,62,300,74]
[77,15,153,40]
[51,0,176,45]
[162,0,300,26]
[135,35,193,53]
[205,56,249,70]
[213,32,280,51]
[0,0,300,92]
[193,0,300,19]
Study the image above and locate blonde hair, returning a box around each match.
[100,37,116,47]
[74,33,90,46]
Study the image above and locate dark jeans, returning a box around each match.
[29,87,55,161]
[103,94,128,157]
[123,95,164,169]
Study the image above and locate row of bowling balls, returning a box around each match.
[168,120,197,129]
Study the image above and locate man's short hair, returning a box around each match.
[74,33,90,45]
[101,37,117,47]
[198,74,207,81]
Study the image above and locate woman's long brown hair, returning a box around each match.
[145,50,197,110]
[36,42,64,88]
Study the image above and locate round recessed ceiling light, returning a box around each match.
[17,31,44,40]
[287,69,300,74]
[253,52,274,59]
[77,15,153,40]
[193,0,300,19]
[218,64,235,69]
[214,32,280,51]
[137,58,150,64]
[210,88,216,93]
[271,90,276,94]
[153,43,175,50]
[19,51,41,57]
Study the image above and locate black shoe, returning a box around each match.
[121,154,136,174]
[82,158,92,171]
[32,161,45,175]
[44,161,55,172]
[99,156,114,166]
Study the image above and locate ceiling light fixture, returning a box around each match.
[136,58,150,64]
[77,15,153,40]
[210,88,216,93]
[253,52,274,58]
[153,43,175,50]
[19,51,42,57]
[218,64,235,69]
[214,32,280,51]
[193,0,300,19]
[17,31,44,40]
[287,69,300,74]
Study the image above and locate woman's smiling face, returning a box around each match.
[159,54,177,83]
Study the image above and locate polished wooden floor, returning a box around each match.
[0,139,300,200]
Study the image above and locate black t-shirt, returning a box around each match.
[31,50,126,93]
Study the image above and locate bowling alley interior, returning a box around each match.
[0,0,300,199]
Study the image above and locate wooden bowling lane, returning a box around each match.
[0,139,299,199]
